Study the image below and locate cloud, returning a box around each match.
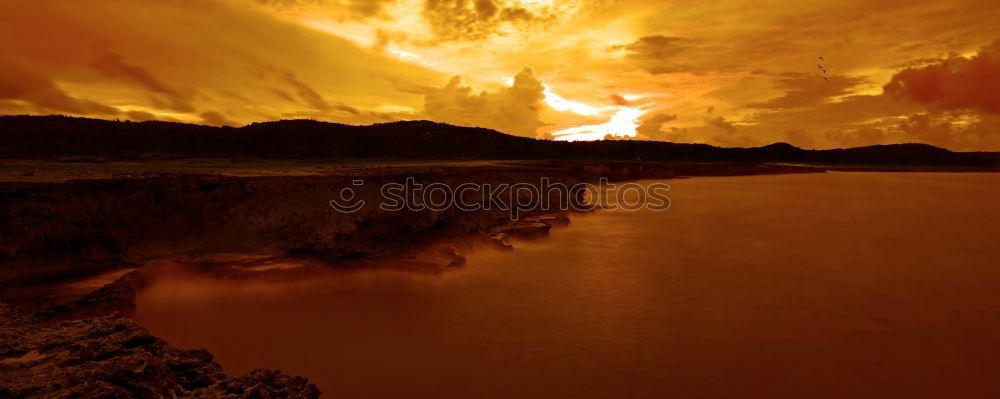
[612,36,700,74]
[422,0,559,40]
[3,0,999,151]
[883,38,1000,114]
[824,126,888,148]
[749,72,869,110]
[124,110,158,122]
[93,51,196,112]
[636,113,678,140]
[782,129,815,149]
[0,0,443,125]
[705,115,736,133]
[0,59,118,115]
[200,110,239,127]
[821,111,1000,151]
[895,112,1000,150]
[277,70,331,111]
[254,0,400,17]
[424,67,545,136]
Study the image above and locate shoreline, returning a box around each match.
[1,161,822,397]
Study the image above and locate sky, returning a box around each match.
[1,0,998,150]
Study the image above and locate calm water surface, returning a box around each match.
[135,173,1000,398]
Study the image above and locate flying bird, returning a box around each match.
[818,56,829,82]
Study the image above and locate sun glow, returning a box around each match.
[542,86,605,116]
[503,78,650,141]
[550,106,649,141]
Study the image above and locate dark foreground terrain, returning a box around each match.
[2,115,999,168]
[1,302,320,398]
[1,115,997,397]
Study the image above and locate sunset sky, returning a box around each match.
[1,0,998,149]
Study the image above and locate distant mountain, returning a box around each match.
[1,115,997,167]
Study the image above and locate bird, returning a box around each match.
[822,69,827,74]
[818,56,825,62]
[823,77,829,82]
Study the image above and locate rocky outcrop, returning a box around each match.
[1,161,827,287]
[32,267,152,321]
[0,162,677,285]
[0,303,320,398]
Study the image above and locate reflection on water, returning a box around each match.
[135,173,1000,398]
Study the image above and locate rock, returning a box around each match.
[33,267,152,320]
[485,233,514,251]
[490,221,551,240]
[0,305,320,398]
[525,213,570,227]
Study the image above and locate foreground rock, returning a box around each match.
[0,303,320,398]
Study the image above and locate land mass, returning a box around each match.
[2,115,998,168]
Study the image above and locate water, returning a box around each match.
[134,173,1000,398]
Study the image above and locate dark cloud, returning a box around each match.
[280,71,331,111]
[424,67,545,136]
[883,38,1000,114]
[705,115,736,133]
[269,88,298,103]
[93,51,195,112]
[125,110,157,122]
[248,62,334,112]
[199,110,238,127]
[636,113,678,140]
[279,104,403,124]
[612,35,700,74]
[692,114,763,147]
[423,0,554,40]
[0,60,118,115]
[749,73,869,110]
[1,0,441,125]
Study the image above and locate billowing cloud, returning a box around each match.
[422,0,570,41]
[425,67,544,136]
[884,39,1000,114]
[705,116,737,133]
[636,113,678,140]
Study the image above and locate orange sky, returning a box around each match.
[1,0,999,149]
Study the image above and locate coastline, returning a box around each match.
[2,161,823,397]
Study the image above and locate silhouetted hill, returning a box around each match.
[1,115,998,167]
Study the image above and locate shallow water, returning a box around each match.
[135,172,1000,398]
